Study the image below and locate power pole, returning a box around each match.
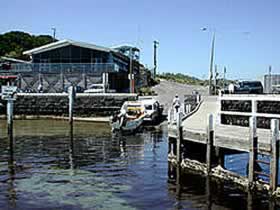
[153,40,159,78]
[214,65,219,95]
[209,33,215,95]
[129,48,134,93]
[223,66,226,90]
[51,27,56,42]
[269,65,272,93]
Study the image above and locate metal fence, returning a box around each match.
[0,63,119,74]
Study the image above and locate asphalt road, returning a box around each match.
[152,79,208,113]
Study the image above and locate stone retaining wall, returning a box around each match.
[0,93,137,117]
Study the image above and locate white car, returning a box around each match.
[84,84,105,93]
[138,96,163,123]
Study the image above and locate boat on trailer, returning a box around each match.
[110,101,146,133]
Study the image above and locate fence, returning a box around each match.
[0,63,119,74]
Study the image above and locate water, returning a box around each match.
[0,120,278,209]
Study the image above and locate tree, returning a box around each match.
[0,31,56,60]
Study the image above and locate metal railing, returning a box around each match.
[0,63,120,73]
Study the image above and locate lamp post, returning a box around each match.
[209,32,215,95]
[202,28,215,95]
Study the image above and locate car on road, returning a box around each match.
[63,85,85,93]
[234,81,263,94]
[84,84,105,93]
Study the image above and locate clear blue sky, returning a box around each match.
[1,0,280,80]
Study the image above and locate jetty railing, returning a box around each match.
[218,94,280,128]
[168,93,201,124]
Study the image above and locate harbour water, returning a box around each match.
[0,120,277,209]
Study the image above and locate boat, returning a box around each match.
[138,96,164,124]
[110,101,146,133]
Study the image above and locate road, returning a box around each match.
[152,79,208,113]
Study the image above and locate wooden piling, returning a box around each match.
[248,116,257,188]
[270,119,279,193]
[7,99,14,166]
[69,122,74,170]
[176,111,183,164]
[83,73,87,89]
[215,147,224,168]
[68,86,76,125]
[167,108,171,124]
[60,71,65,91]
[206,114,214,174]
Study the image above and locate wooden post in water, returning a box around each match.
[7,99,14,166]
[270,119,279,193]
[206,114,214,174]
[215,147,225,168]
[60,71,65,92]
[68,86,76,125]
[248,116,257,188]
[176,111,183,165]
[167,108,171,124]
[69,121,74,171]
[83,73,87,90]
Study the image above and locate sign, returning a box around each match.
[1,86,17,100]
[128,74,134,80]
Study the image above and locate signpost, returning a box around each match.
[1,86,17,168]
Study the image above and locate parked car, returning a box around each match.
[84,84,105,93]
[234,81,263,94]
[63,85,85,93]
[272,84,280,94]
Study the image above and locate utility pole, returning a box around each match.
[153,40,159,79]
[129,48,134,93]
[223,66,226,90]
[51,27,56,42]
[214,65,219,95]
[269,65,272,93]
[209,33,215,95]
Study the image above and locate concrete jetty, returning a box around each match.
[169,96,272,154]
[168,93,280,196]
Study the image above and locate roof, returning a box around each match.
[23,39,111,55]
[0,56,30,63]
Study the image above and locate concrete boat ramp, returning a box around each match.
[169,96,272,154]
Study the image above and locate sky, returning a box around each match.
[1,0,280,80]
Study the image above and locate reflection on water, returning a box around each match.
[0,120,278,209]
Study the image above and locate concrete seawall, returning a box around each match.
[0,93,137,117]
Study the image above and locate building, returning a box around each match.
[264,74,280,94]
[1,39,146,93]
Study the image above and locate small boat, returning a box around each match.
[110,101,146,133]
[138,96,164,124]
